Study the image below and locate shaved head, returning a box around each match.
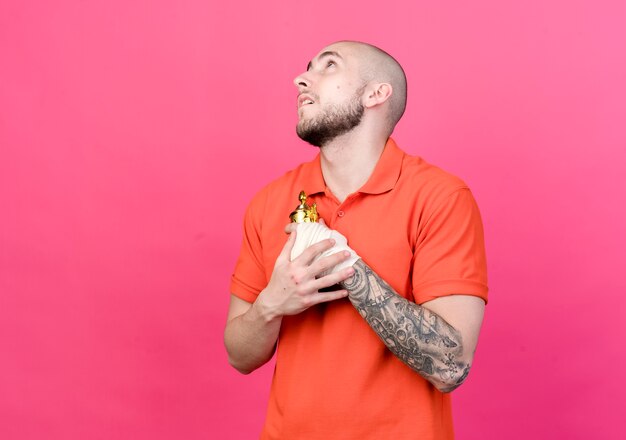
[329,41,407,134]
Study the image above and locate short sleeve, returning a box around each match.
[229,190,269,303]
[412,188,489,304]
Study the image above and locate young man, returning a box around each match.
[224,41,488,439]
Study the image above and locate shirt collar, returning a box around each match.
[301,137,404,196]
[358,137,404,194]
[301,154,326,196]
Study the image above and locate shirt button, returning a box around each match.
[337,210,345,217]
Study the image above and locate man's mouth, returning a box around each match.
[298,94,316,108]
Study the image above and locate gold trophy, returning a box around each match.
[289,191,318,223]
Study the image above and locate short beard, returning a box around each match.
[296,96,365,147]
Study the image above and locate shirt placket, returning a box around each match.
[325,192,359,229]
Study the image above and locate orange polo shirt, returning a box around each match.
[230,138,488,440]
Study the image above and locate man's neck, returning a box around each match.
[319,129,388,203]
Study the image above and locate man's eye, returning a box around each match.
[326,60,336,68]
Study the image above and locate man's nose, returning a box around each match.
[293,71,311,90]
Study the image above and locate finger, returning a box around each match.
[277,228,297,261]
[296,238,335,266]
[284,223,297,234]
[309,250,351,277]
[310,265,355,291]
[307,289,349,306]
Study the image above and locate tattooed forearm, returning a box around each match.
[341,260,470,392]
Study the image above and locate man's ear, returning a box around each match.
[363,83,393,109]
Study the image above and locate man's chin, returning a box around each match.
[296,131,323,148]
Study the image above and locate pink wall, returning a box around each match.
[1,1,625,438]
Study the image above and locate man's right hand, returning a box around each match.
[225,228,355,374]
[256,228,356,320]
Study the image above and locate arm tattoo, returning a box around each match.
[341,260,470,392]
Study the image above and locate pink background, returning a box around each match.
[1,1,625,439]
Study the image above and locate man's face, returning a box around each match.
[294,44,366,147]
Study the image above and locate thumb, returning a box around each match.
[278,228,297,261]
